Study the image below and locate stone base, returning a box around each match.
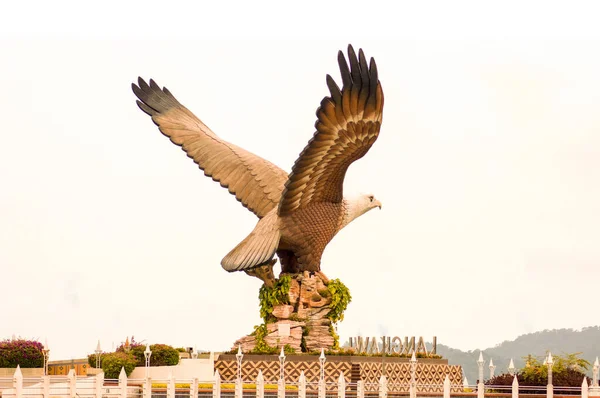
[232,271,336,353]
[234,320,304,353]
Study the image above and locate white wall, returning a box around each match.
[0,368,43,377]
[128,356,214,381]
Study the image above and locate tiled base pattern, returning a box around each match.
[215,357,462,392]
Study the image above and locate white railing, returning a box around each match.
[1,366,598,398]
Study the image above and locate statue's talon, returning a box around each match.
[315,271,330,284]
[244,259,277,288]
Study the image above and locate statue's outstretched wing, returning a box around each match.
[133,78,288,218]
[278,45,384,216]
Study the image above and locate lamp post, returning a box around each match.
[144,344,152,378]
[42,339,50,376]
[279,347,286,381]
[95,340,102,369]
[592,357,599,388]
[508,359,515,376]
[477,352,484,383]
[477,352,485,398]
[319,348,326,381]
[546,352,554,398]
[236,345,243,382]
[489,358,496,380]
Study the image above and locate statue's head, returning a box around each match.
[360,193,382,213]
[342,193,382,228]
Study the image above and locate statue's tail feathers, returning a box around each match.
[221,219,280,272]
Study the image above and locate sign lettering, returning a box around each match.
[348,336,437,355]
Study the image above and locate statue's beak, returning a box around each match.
[375,200,382,209]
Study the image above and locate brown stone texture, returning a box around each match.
[264,321,304,351]
[272,304,294,319]
[233,320,304,353]
[232,272,337,353]
[303,325,334,350]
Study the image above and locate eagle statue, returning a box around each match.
[132,45,384,287]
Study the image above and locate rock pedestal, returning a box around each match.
[233,271,336,353]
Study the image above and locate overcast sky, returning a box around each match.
[2,1,600,362]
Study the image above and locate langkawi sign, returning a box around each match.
[348,336,437,355]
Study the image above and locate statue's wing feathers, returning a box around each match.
[278,46,384,216]
[133,78,288,218]
[221,212,280,272]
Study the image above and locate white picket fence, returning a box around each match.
[1,366,599,398]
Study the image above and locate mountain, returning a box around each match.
[436,326,600,384]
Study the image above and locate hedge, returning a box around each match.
[101,352,137,378]
[0,339,44,368]
[88,343,179,371]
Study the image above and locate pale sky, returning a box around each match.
[2,1,600,361]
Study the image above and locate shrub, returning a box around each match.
[248,324,278,354]
[147,344,179,366]
[326,279,351,324]
[258,275,291,323]
[87,353,109,368]
[0,339,44,368]
[128,345,148,366]
[101,352,137,378]
[89,342,179,369]
[486,353,591,394]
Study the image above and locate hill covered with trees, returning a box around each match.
[435,326,600,383]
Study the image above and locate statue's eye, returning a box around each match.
[369,195,374,202]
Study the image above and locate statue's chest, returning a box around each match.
[281,203,344,246]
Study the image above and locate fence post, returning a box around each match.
[95,371,104,398]
[235,377,243,398]
[68,369,77,398]
[583,378,589,398]
[592,367,600,398]
[42,375,50,398]
[298,371,306,398]
[443,375,450,398]
[357,380,365,398]
[512,375,519,398]
[167,371,175,398]
[191,377,198,398]
[256,370,265,398]
[278,377,285,398]
[318,375,326,398]
[338,372,346,398]
[14,365,23,398]
[379,375,387,398]
[477,379,484,398]
[143,376,152,398]
[119,367,128,398]
[213,371,221,398]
